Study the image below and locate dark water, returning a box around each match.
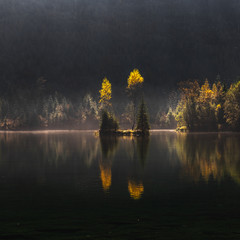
[1,130,240,240]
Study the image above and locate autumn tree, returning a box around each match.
[126,69,144,129]
[99,77,112,108]
[175,79,227,131]
[198,79,217,130]
[99,77,119,133]
[212,81,226,128]
[224,80,240,130]
[175,80,200,130]
[166,108,177,129]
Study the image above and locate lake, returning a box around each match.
[1,130,240,240]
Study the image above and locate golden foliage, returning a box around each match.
[99,77,112,106]
[128,180,144,200]
[176,79,226,130]
[199,79,214,103]
[179,80,200,100]
[216,104,221,111]
[224,81,240,128]
[127,69,144,90]
[212,81,224,102]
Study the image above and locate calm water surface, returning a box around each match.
[1,130,240,239]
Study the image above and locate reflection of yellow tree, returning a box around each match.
[128,180,144,200]
[99,164,112,191]
[175,133,240,183]
[122,136,148,200]
[176,134,223,182]
[99,136,119,192]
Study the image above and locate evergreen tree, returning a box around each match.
[136,99,150,134]
[100,109,119,133]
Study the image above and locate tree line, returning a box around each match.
[0,69,150,131]
[1,73,240,131]
[175,78,240,131]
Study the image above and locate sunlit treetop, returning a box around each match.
[212,81,225,102]
[99,77,112,106]
[199,79,214,103]
[127,69,144,90]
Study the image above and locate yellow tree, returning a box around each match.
[127,69,144,91]
[99,77,112,108]
[198,79,217,130]
[199,79,214,104]
[212,81,225,127]
[126,69,144,129]
[175,80,200,130]
[224,81,240,129]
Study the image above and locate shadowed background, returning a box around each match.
[0,0,240,97]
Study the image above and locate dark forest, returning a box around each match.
[0,0,240,130]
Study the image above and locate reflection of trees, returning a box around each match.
[128,180,144,200]
[99,164,112,191]
[0,132,100,183]
[99,136,119,192]
[123,136,149,200]
[223,137,240,183]
[175,133,240,183]
[100,136,119,159]
[40,133,100,167]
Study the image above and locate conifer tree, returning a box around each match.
[99,109,119,133]
[136,98,150,134]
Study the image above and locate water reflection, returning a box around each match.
[128,180,144,200]
[123,136,150,199]
[2,133,240,239]
[1,131,240,199]
[0,132,101,185]
[99,136,119,191]
[98,135,149,199]
[175,133,240,183]
[136,136,150,167]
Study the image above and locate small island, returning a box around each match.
[98,69,150,136]
[99,98,150,136]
